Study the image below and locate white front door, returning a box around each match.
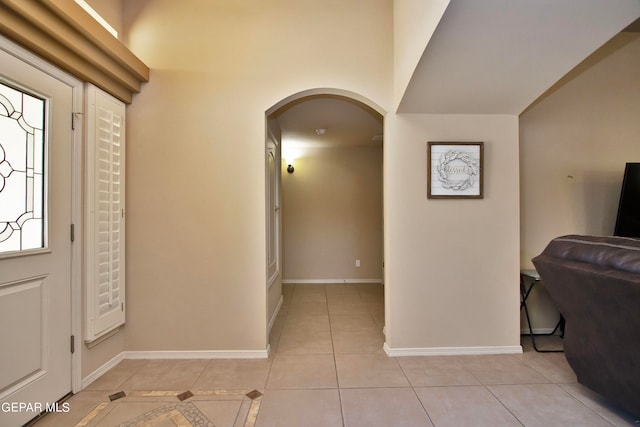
[0,45,74,427]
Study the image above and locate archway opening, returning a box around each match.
[265,90,385,352]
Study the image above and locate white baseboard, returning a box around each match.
[268,295,284,333]
[124,349,270,360]
[81,351,126,389]
[81,347,270,389]
[383,343,523,357]
[282,279,383,284]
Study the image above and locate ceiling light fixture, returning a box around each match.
[315,128,327,135]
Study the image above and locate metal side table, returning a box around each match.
[520,269,564,353]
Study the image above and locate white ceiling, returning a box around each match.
[274,97,383,150]
[274,2,640,148]
[397,0,640,114]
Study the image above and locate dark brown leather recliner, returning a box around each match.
[532,235,640,418]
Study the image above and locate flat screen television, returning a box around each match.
[614,163,640,238]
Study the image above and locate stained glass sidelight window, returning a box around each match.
[0,82,46,254]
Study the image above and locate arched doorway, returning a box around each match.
[265,89,385,351]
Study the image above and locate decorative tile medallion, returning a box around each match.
[74,389,263,427]
[120,402,214,427]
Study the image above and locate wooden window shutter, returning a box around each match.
[85,83,125,342]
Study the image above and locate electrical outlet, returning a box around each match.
[355,259,361,268]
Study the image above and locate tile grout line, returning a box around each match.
[325,284,347,427]
[553,384,619,427]
[483,385,527,426]
[396,359,437,427]
[187,359,212,396]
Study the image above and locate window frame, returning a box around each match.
[84,83,126,343]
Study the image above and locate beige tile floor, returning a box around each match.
[31,283,639,426]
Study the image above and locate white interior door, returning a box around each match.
[0,45,73,427]
[266,137,280,287]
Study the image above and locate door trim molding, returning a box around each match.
[265,128,281,289]
[0,35,84,394]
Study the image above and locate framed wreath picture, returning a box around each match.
[427,142,483,199]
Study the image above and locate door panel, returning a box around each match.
[266,138,280,286]
[0,45,73,427]
[0,276,46,389]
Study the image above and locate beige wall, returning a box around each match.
[521,32,640,263]
[118,0,522,356]
[121,0,394,352]
[393,0,450,105]
[519,32,640,330]
[384,114,521,350]
[281,145,383,282]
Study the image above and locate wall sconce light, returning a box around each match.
[282,147,299,174]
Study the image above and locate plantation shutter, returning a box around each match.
[85,84,126,342]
